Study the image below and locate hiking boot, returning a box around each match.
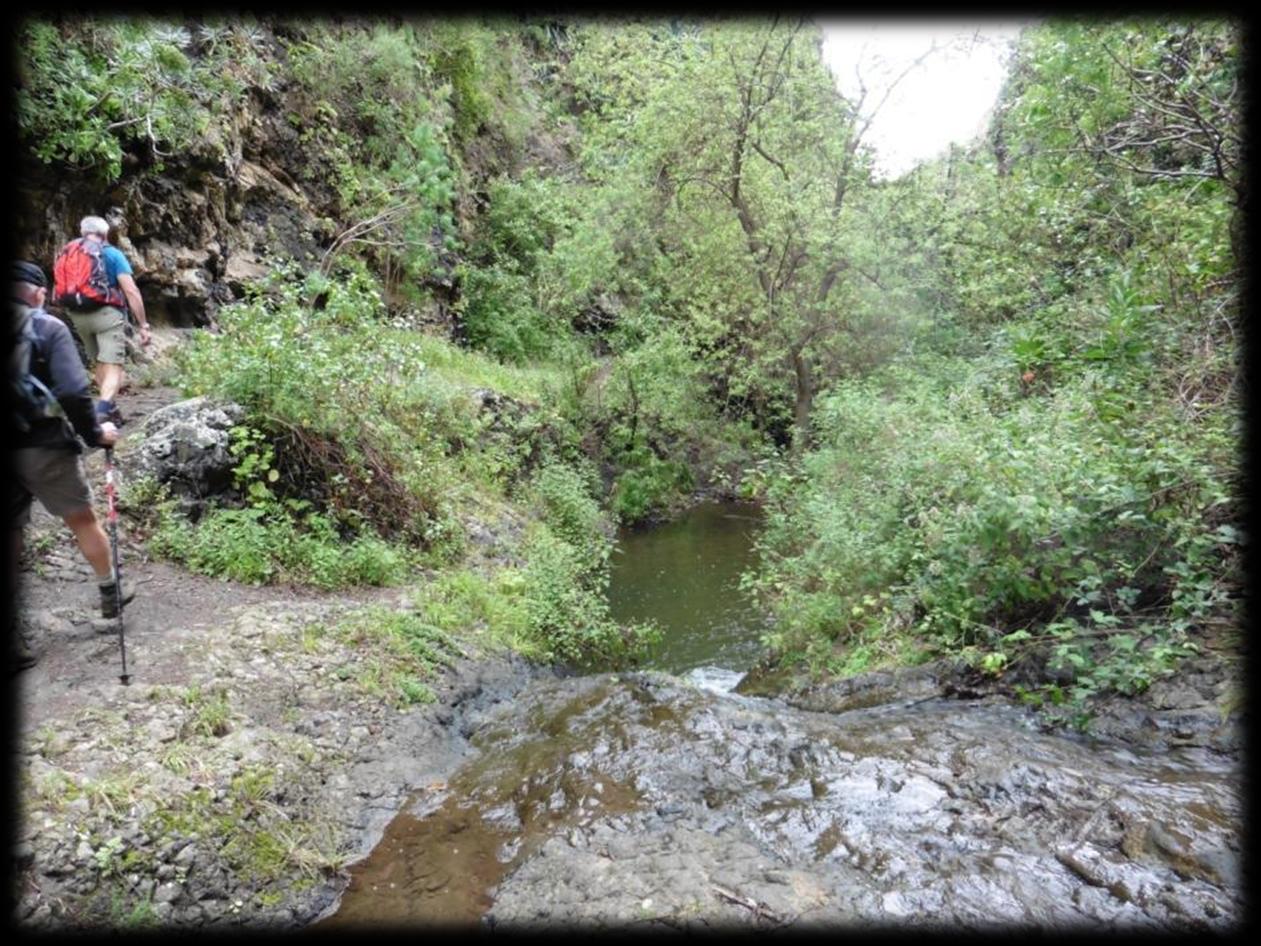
[99,578,136,619]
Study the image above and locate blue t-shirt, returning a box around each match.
[101,244,132,287]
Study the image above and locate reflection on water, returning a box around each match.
[607,501,767,674]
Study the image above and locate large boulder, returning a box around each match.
[131,396,245,518]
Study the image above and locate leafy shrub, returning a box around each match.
[151,502,410,590]
[750,346,1240,715]
[174,265,472,545]
[17,19,271,181]
[530,463,606,554]
[516,463,659,667]
[457,262,560,364]
[611,450,693,524]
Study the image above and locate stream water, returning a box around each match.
[316,503,1242,931]
[606,500,767,675]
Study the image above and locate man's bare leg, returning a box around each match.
[96,362,125,405]
[62,506,112,581]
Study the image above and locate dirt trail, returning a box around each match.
[16,380,392,730]
[12,371,547,929]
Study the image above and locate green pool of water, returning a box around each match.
[607,501,767,674]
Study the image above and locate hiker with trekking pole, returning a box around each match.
[9,260,133,676]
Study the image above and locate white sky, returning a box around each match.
[818,21,1030,178]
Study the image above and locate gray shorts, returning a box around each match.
[67,306,129,365]
[10,447,93,526]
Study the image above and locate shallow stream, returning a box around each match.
[316,503,1242,931]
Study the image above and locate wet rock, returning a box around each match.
[371,672,1245,931]
[14,841,35,869]
[188,867,231,903]
[159,838,192,862]
[173,902,207,925]
[174,843,199,868]
[772,660,961,713]
[27,902,53,925]
[154,881,183,904]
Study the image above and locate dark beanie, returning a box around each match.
[12,261,47,288]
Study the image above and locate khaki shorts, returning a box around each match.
[67,305,129,365]
[10,447,93,526]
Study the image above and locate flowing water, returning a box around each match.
[317,503,1242,931]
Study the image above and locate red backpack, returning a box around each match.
[52,237,127,311]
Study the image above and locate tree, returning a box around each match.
[624,18,940,449]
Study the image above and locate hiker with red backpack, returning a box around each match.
[53,215,151,426]
[9,261,130,671]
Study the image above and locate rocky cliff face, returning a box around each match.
[14,21,579,334]
[15,60,329,328]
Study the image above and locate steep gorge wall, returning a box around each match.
[15,78,328,328]
[14,20,578,332]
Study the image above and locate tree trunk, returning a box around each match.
[791,349,814,454]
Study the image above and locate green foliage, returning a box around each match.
[457,261,561,364]
[518,464,660,667]
[108,891,159,929]
[180,685,234,739]
[752,337,1238,711]
[428,24,492,144]
[611,451,693,524]
[748,17,1240,726]
[174,265,469,543]
[332,607,463,707]
[413,569,530,646]
[280,22,463,293]
[160,265,591,592]
[597,324,724,522]
[457,169,624,364]
[530,463,606,552]
[17,16,1239,717]
[150,409,413,589]
[17,18,272,181]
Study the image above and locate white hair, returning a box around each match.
[80,215,110,237]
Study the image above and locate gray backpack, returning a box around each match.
[11,304,63,432]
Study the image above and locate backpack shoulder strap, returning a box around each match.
[14,304,46,375]
[12,304,65,430]
[15,301,34,333]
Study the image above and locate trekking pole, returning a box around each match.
[103,447,130,685]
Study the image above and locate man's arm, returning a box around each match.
[41,316,106,447]
[116,272,151,346]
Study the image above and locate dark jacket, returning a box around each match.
[14,302,103,451]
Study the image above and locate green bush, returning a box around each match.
[17,19,271,181]
[174,265,475,545]
[611,450,693,524]
[749,345,1239,711]
[151,503,410,590]
[457,262,560,364]
[530,463,606,555]
[516,463,659,667]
